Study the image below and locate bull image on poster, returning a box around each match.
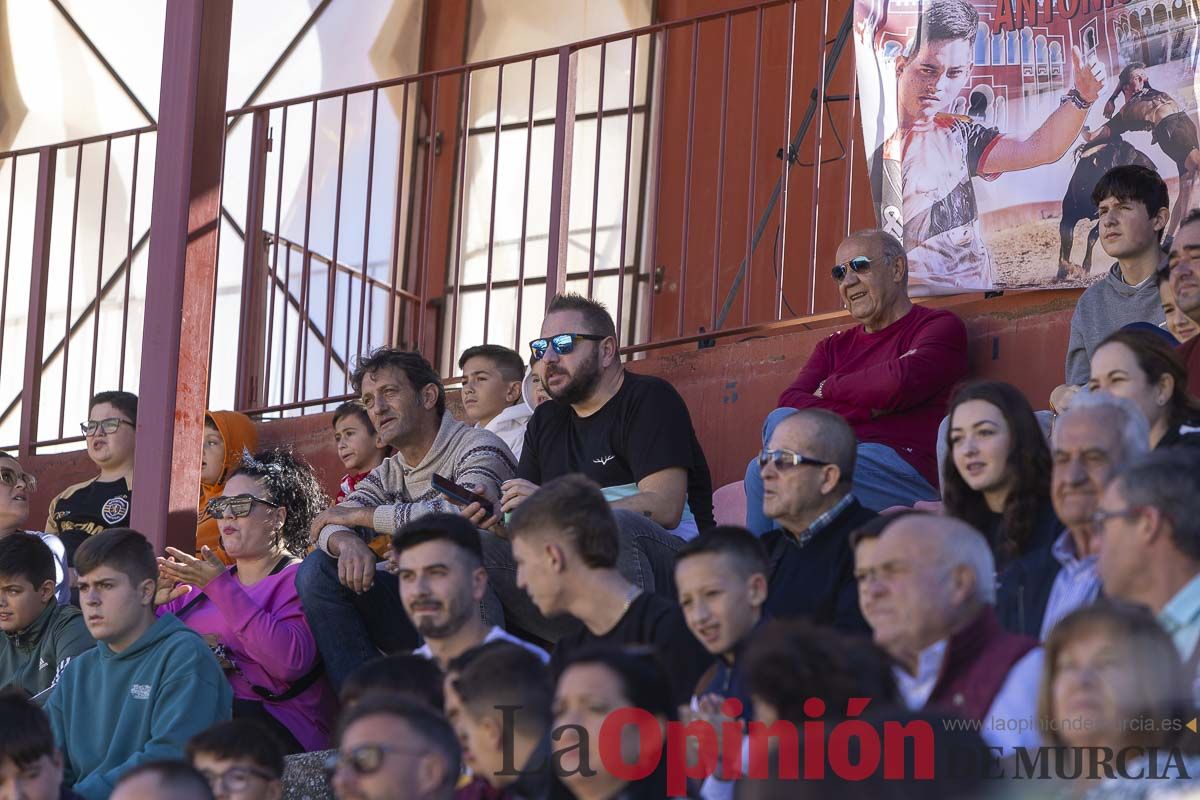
[854,0,1200,294]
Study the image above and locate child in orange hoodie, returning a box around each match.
[197,410,259,562]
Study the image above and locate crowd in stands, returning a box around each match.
[5,159,1200,800]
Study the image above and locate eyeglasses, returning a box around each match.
[324,743,425,777]
[831,256,873,283]
[80,418,133,437]
[758,448,831,470]
[0,466,36,492]
[529,333,607,361]
[199,766,276,793]
[206,494,281,519]
[1090,507,1145,528]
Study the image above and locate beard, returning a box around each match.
[545,348,603,406]
[410,594,472,639]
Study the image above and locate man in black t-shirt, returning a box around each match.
[508,474,710,707]
[509,294,714,538]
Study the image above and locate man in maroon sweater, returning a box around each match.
[1167,209,1200,395]
[853,512,1041,754]
[743,229,968,531]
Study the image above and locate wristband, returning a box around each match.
[1061,89,1094,110]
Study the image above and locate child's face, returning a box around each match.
[896,36,973,124]
[201,424,226,485]
[0,753,63,800]
[530,362,551,408]
[460,356,520,425]
[334,413,387,474]
[84,402,136,473]
[0,573,54,634]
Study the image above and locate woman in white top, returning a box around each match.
[0,452,68,603]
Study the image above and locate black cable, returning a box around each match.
[771,220,799,318]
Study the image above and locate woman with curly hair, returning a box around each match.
[943,381,1061,570]
[155,448,335,753]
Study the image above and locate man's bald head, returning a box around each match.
[772,409,857,487]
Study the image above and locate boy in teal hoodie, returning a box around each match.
[46,528,231,800]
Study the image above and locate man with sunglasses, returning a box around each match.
[0,453,68,603]
[45,391,138,573]
[1093,448,1200,688]
[186,720,285,800]
[329,692,460,800]
[743,230,967,530]
[758,409,874,631]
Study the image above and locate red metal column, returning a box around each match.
[545,46,578,307]
[19,148,56,458]
[234,109,270,408]
[132,0,233,553]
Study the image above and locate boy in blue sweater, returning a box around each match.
[46,528,231,800]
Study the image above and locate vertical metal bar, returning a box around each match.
[0,157,17,370]
[280,245,291,398]
[586,42,607,298]
[615,37,637,344]
[19,147,55,457]
[119,133,140,389]
[323,94,349,399]
[776,0,798,321]
[293,99,318,403]
[482,64,503,346]
[235,108,270,408]
[265,106,289,407]
[89,138,113,405]
[448,70,473,369]
[676,22,700,338]
[545,46,578,308]
[643,29,670,343]
[58,145,84,440]
[842,49,858,243]
[206,128,228,408]
[416,77,441,356]
[514,59,537,351]
[743,7,764,327]
[710,14,733,330]
[807,0,832,314]
[386,81,411,349]
[356,88,379,379]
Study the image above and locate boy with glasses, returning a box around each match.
[0,534,93,703]
[45,391,138,572]
[187,720,284,800]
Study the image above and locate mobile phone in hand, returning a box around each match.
[431,473,495,519]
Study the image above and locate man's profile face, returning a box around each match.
[760,417,830,525]
[0,572,54,634]
[0,753,62,800]
[537,311,606,406]
[1168,220,1200,320]
[511,533,563,617]
[896,36,973,124]
[443,682,503,786]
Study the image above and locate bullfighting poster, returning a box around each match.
[853,0,1200,294]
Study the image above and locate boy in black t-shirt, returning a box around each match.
[508,474,710,707]
[45,391,137,568]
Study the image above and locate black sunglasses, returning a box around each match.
[529,333,607,361]
[831,256,873,283]
[206,494,281,519]
[324,743,424,777]
[758,448,831,470]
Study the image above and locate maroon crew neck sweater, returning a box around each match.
[778,304,968,488]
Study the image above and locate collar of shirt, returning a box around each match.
[893,639,948,710]
[791,493,855,549]
[1050,530,1096,574]
[1159,573,1200,641]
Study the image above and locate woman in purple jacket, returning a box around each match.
[156,448,336,753]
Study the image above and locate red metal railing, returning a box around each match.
[4,0,862,449]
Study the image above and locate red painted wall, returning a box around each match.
[21,289,1076,529]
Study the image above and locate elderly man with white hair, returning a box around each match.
[852,512,1041,753]
[996,391,1150,638]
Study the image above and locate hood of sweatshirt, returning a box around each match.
[96,613,201,663]
[199,410,259,506]
[1103,260,1158,298]
[521,366,543,410]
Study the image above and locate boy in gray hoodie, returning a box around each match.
[1063,165,1171,387]
[46,528,230,800]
